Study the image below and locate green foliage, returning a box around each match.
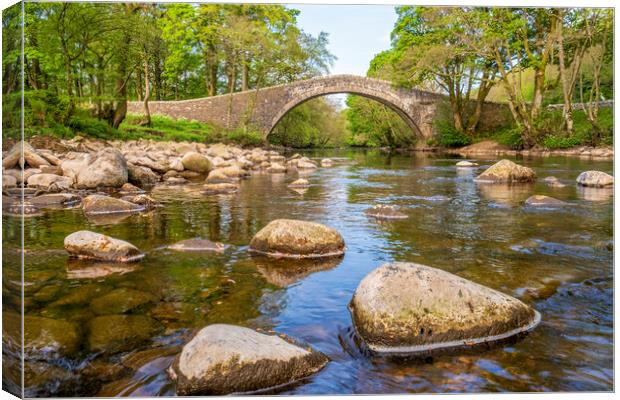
[225,128,265,147]
[429,119,472,148]
[269,97,347,148]
[493,127,524,149]
[539,108,613,148]
[345,95,415,148]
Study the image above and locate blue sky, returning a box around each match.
[289,4,398,76]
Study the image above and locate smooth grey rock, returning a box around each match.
[576,170,614,187]
[349,262,540,354]
[169,324,328,395]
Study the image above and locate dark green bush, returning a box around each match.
[431,119,472,147]
[494,126,524,149]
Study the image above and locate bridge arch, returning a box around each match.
[267,75,424,137]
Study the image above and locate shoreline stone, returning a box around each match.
[349,262,540,354]
[249,219,345,258]
[169,324,328,395]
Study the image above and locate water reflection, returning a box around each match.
[2,149,613,396]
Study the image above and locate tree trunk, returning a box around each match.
[241,53,249,91]
[140,58,151,126]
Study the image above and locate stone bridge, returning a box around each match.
[128,74,507,140]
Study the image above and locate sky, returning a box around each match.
[289,4,398,76]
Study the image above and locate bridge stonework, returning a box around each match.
[127,74,507,140]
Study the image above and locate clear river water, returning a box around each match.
[2,149,613,396]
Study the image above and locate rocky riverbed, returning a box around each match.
[2,145,613,395]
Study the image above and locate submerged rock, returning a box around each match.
[203,183,238,194]
[456,160,478,168]
[169,324,328,395]
[349,262,540,354]
[321,158,333,167]
[249,219,345,258]
[87,314,159,353]
[90,288,156,315]
[64,230,144,262]
[168,238,228,252]
[287,178,310,188]
[365,204,408,220]
[82,194,144,215]
[576,170,614,187]
[543,176,566,188]
[4,312,81,360]
[524,195,570,208]
[475,159,536,183]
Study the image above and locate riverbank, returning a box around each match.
[441,140,614,159]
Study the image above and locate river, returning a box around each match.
[2,149,613,396]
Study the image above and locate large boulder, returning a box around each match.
[181,152,212,173]
[82,194,144,215]
[169,324,328,395]
[249,219,345,258]
[475,159,536,183]
[62,148,128,188]
[349,262,540,354]
[576,170,614,187]
[64,230,144,262]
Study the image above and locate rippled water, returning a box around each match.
[2,149,613,396]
